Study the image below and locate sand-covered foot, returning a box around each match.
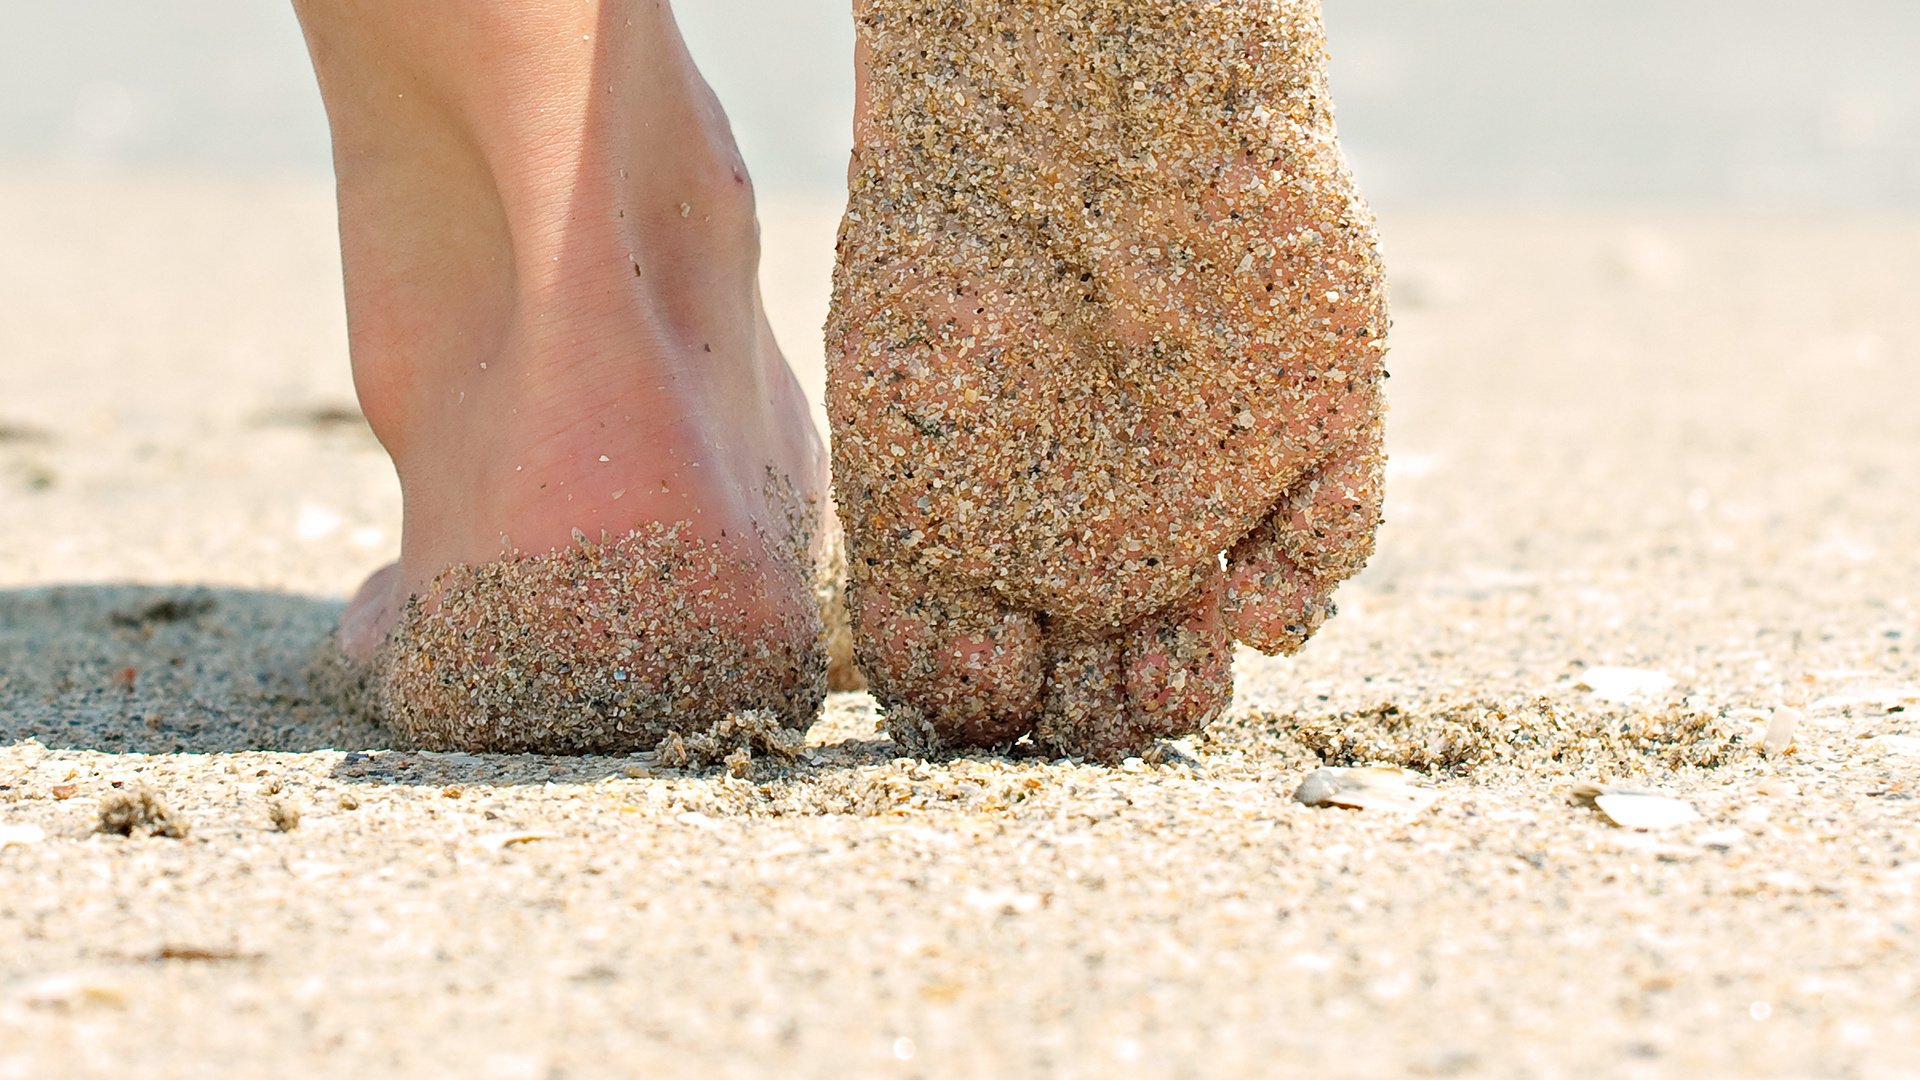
[297,0,847,752]
[828,0,1389,760]
[371,518,826,754]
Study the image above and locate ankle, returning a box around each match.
[336,94,775,448]
[318,2,768,425]
[342,115,812,570]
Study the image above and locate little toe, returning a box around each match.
[851,581,1045,751]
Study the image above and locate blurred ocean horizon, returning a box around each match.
[3,0,1916,214]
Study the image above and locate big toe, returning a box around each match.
[1222,509,1335,656]
[851,580,1045,752]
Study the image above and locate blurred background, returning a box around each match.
[2,0,1916,214]
[2,0,1915,597]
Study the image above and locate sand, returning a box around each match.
[2,176,1918,1077]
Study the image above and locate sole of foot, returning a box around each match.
[828,0,1389,761]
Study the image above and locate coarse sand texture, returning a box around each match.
[828,0,1388,759]
[317,478,853,754]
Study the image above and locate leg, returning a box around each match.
[828,0,1389,760]
[294,0,837,751]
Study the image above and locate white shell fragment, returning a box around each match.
[0,823,47,848]
[1575,666,1676,702]
[17,972,127,1010]
[1570,782,1701,831]
[1871,735,1920,758]
[1808,686,1920,713]
[476,831,557,851]
[1595,794,1700,831]
[1293,767,1438,813]
[1763,707,1801,756]
[963,889,1043,916]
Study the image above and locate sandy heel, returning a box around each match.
[311,523,833,755]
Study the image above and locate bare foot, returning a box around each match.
[828,0,1388,760]
[296,0,838,752]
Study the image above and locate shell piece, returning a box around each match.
[1293,766,1437,813]
[1593,793,1700,831]
[1571,782,1700,830]
[476,831,557,851]
[1763,706,1801,756]
[18,973,128,1010]
[1575,666,1676,702]
[1871,735,1920,758]
[0,823,46,848]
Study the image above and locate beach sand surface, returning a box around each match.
[2,178,1917,1077]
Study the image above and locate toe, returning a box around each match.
[1223,427,1384,654]
[1036,574,1233,762]
[1122,573,1233,738]
[850,579,1045,751]
[1034,635,1129,759]
[1221,532,1332,656]
[338,561,403,664]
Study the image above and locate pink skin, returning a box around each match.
[290,0,827,668]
